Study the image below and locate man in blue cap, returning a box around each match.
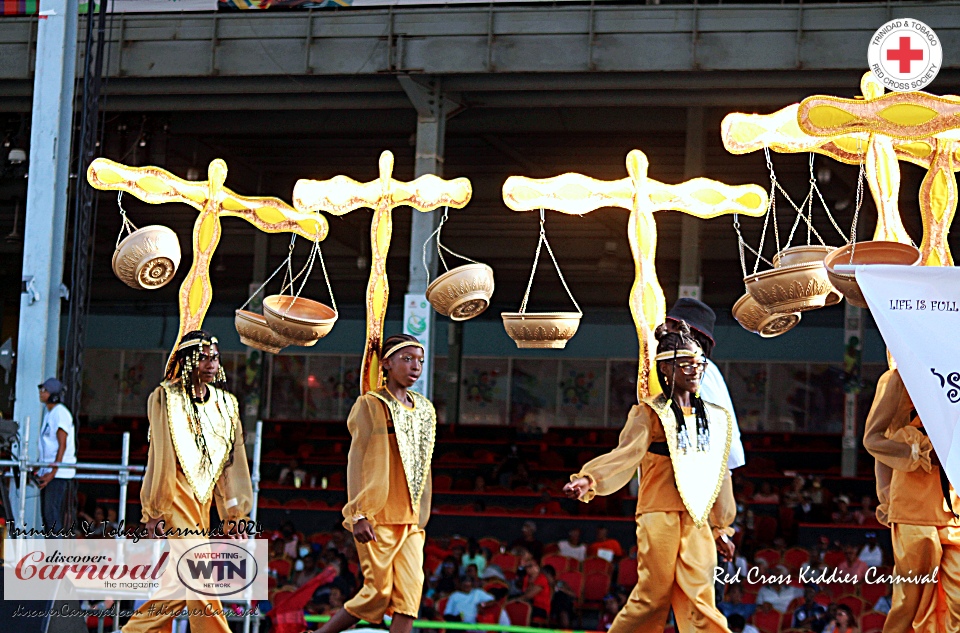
[36,377,76,534]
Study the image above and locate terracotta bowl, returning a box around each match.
[732,292,801,338]
[263,295,337,346]
[824,241,921,308]
[501,312,581,349]
[235,310,299,354]
[772,244,835,268]
[744,261,837,313]
[426,263,495,321]
[111,225,181,290]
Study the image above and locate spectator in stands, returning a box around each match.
[434,556,461,596]
[557,527,586,561]
[857,531,883,568]
[831,495,856,524]
[587,526,623,560]
[811,535,832,565]
[783,475,807,507]
[835,543,869,580]
[542,565,576,628]
[78,506,108,537]
[872,583,892,615]
[443,576,496,625]
[510,463,532,490]
[533,491,563,515]
[718,584,755,621]
[473,476,487,493]
[822,604,859,633]
[599,594,620,631]
[752,481,780,504]
[493,444,526,488]
[280,520,301,559]
[726,614,759,633]
[293,554,321,588]
[279,458,308,487]
[519,556,551,621]
[509,520,544,562]
[791,585,828,632]
[853,495,878,526]
[462,539,487,576]
[755,565,803,613]
[463,564,480,585]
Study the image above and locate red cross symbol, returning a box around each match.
[886,36,924,73]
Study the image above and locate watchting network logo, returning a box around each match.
[868,18,942,92]
[176,542,260,597]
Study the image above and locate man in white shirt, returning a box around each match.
[557,528,586,562]
[754,566,803,613]
[857,531,883,568]
[36,378,76,534]
[444,577,496,625]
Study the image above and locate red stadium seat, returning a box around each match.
[503,600,532,626]
[616,559,638,588]
[783,547,810,571]
[860,611,886,633]
[583,556,612,576]
[837,594,867,618]
[859,582,888,605]
[583,572,611,608]
[753,608,781,633]
[754,548,781,568]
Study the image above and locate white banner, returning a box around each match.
[856,265,960,489]
[402,293,433,398]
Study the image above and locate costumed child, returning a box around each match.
[124,330,252,633]
[316,333,437,633]
[564,320,737,633]
[863,368,960,633]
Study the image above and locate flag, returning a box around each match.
[857,265,960,490]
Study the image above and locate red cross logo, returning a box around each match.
[886,36,924,74]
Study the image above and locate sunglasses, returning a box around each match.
[674,361,705,376]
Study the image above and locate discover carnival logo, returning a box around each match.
[3,539,267,601]
[867,19,942,92]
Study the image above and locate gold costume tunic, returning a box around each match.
[572,398,736,633]
[343,389,436,623]
[864,369,960,633]
[124,382,253,633]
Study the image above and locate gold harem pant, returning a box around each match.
[123,471,231,633]
[344,524,425,623]
[609,511,729,633]
[884,524,960,633]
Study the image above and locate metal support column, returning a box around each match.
[679,107,705,301]
[841,303,863,477]
[242,231,269,432]
[398,75,461,398]
[12,0,79,531]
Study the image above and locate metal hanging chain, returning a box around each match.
[114,192,139,248]
[766,148,782,255]
[241,234,298,310]
[422,206,482,286]
[848,148,867,264]
[519,209,582,316]
[283,235,322,317]
[809,153,850,244]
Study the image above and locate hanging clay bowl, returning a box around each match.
[824,241,921,309]
[744,260,837,313]
[772,244,835,268]
[426,263,495,321]
[112,225,181,289]
[235,310,299,354]
[263,295,337,347]
[501,312,581,349]
[732,293,801,338]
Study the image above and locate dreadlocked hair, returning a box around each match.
[165,329,234,472]
[654,321,710,453]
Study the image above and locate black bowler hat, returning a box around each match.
[666,298,716,344]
